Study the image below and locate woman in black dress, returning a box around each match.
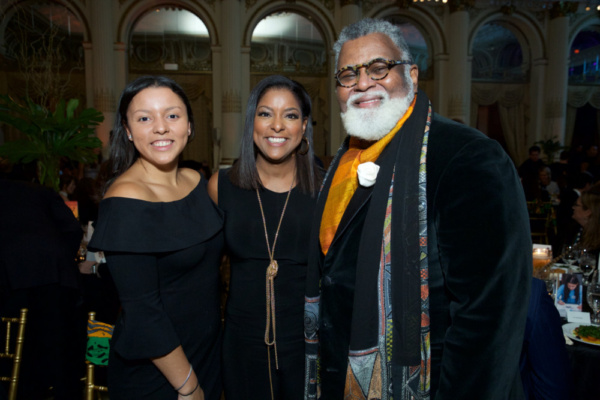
[89,76,223,400]
[208,75,322,399]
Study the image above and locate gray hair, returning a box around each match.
[333,18,413,68]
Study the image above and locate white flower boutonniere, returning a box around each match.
[357,162,380,187]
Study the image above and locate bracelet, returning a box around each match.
[174,365,193,392]
[179,382,199,397]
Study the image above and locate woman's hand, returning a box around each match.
[78,260,97,274]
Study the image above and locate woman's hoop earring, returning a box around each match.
[298,135,309,156]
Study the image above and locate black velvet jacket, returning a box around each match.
[311,110,532,399]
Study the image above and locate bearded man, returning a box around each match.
[304,18,531,400]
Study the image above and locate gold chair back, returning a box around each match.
[84,311,112,400]
[0,308,27,400]
[527,201,556,244]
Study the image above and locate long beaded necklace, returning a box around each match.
[256,174,295,400]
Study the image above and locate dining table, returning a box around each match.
[533,260,600,399]
[563,317,600,400]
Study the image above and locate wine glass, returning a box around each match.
[587,282,600,325]
[562,245,579,266]
[545,277,557,299]
[580,248,597,285]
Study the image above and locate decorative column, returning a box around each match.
[340,0,361,29]
[211,45,223,172]
[446,0,473,123]
[433,53,449,116]
[530,57,547,145]
[543,2,576,144]
[82,42,94,109]
[219,0,243,166]
[89,0,117,153]
[330,0,362,152]
[114,42,127,96]
[240,44,251,138]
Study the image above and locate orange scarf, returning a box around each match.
[319,102,415,255]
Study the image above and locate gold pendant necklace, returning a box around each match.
[256,175,294,395]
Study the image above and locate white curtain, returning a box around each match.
[566,86,600,146]
[472,83,527,162]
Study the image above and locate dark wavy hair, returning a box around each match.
[229,75,322,196]
[562,274,581,304]
[109,76,195,180]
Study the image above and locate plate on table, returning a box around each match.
[563,323,600,346]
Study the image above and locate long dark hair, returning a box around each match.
[229,75,322,196]
[109,76,195,180]
[562,274,581,304]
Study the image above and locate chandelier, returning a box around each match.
[409,0,600,11]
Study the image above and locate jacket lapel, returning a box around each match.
[331,184,373,249]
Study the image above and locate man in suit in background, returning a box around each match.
[0,174,84,399]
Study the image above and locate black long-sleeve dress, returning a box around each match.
[89,179,224,399]
[218,169,316,400]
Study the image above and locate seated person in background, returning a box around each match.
[550,151,570,192]
[565,182,600,255]
[556,274,583,310]
[519,145,546,181]
[520,278,571,400]
[539,166,560,206]
[555,172,594,253]
[59,174,77,202]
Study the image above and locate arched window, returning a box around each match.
[250,12,328,157]
[2,1,85,108]
[130,7,210,73]
[250,12,325,76]
[129,6,214,166]
[569,27,600,85]
[472,22,525,82]
[383,16,429,79]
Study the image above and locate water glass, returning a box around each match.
[587,282,600,325]
[580,248,597,285]
[562,245,579,266]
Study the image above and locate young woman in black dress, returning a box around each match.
[208,75,322,399]
[89,76,223,400]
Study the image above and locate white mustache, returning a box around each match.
[346,91,390,109]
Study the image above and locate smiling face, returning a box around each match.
[253,88,307,166]
[336,33,418,140]
[567,282,578,291]
[125,87,190,168]
[336,33,418,113]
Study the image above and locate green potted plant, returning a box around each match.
[534,137,569,164]
[0,95,104,191]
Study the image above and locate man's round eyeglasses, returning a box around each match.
[335,58,413,88]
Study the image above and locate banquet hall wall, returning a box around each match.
[0,0,599,167]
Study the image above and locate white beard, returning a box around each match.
[341,78,415,141]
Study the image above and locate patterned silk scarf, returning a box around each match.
[319,102,414,255]
[305,90,433,400]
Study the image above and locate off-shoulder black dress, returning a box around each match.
[88,179,224,400]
